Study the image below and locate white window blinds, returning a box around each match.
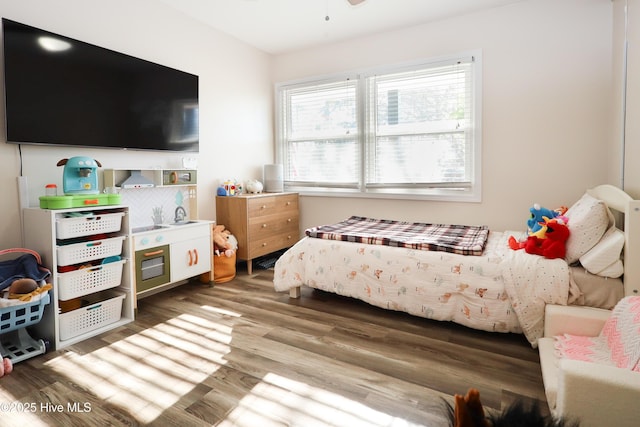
[366,60,473,188]
[276,52,480,200]
[281,78,360,188]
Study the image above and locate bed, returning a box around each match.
[273,185,640,347]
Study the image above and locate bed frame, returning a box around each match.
[287,184,640,299]
[588,184,639,298]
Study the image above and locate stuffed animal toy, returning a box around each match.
[450,388,488,427]
[227,234,238,255]
[445,388,578,427]
[0,357,12,377]
[509,204,568,251]
[1,278,52,302]
[524,217,570,259]
[528,204,561,235]
[8,278,38,295]
[212,225,237,257]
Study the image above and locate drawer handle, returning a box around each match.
[286,201,291,206]
[261,205,267,209]
[262,223,267,228]
[188,249,199,266]
[262,242,267,247]
[287,218,292,223]
[144,249,164,257]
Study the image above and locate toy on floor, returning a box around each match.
[0,358,12,377]
[212,225,238,257]
[444,388,579,427]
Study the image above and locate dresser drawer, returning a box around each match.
[247,194,298,218]
[248,213,298,239]
[248,232,298,259]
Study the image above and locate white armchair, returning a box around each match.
[538,304,640,427]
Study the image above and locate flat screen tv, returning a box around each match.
[2,18,199,152]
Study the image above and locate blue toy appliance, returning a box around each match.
[56,156,102,195]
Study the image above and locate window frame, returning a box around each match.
[275,50,482,202]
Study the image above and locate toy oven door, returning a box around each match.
[135,244,171,293]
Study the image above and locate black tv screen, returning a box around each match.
[2,18,199,152]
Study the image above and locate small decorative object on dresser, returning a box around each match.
[216,192,299,274]
[245,179,263,194]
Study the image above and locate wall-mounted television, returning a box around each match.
[2,18,199,152]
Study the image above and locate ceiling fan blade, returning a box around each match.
[347,0,366,5]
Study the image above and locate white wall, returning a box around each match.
[0,0,273,248]
[0,0,619,249]
[273,0,615,232]
[623,0,640,197]
[612,0,627,189]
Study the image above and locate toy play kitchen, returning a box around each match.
[39,156,121,209]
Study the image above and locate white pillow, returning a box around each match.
[596,259,624,278]
[564,193,610,264]
[579,227,625,277]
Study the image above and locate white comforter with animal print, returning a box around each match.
[274,230,571,347]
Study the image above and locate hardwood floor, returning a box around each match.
[0,268,548,426]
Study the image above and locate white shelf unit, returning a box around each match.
[22,205,135,350]
[103,169,197,188]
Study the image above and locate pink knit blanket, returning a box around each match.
[554,296,640,371]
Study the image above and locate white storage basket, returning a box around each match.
[56,212,125,239]
[56,236,125,266]
[59,291,125,341]
[57,259,126,301]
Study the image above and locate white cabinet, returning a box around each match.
[133,222,212,298]
[170,236,211,282]
[22,205,135,350]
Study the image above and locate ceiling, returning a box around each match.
[157,0,526,54]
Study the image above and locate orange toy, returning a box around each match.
[453,388,489,427]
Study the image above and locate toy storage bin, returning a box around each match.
[56,212,124,239]
[57,259,126,301]
[59,290,125,341]
[0,292,50,332]
[214,252,236,283]
[56,236,125,266]
[0,292,50,363]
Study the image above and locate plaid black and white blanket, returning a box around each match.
[305,216,489,256]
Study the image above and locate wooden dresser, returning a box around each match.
[216,192,299,273]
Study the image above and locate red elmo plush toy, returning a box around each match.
[524,217,570,259]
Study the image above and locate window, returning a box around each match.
[276,52,481,201]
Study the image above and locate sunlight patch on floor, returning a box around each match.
[0,413,52,426]
[219,372,424,427]
[201,304,243,317]
[46,310,236,424]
